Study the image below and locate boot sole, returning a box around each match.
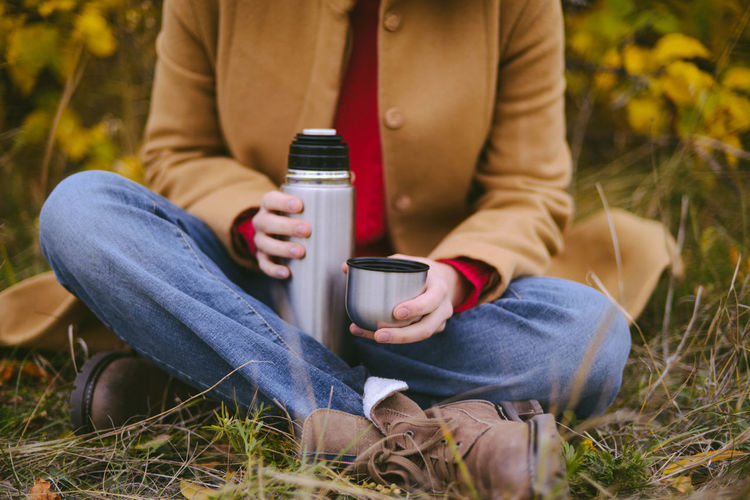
[69,351,129,434]
[529,414,569,499]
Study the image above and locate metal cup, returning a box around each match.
[345,257,429,331]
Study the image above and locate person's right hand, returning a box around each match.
[251,190,310,279]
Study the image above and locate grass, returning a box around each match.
[1,143,748,498]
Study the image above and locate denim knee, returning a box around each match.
[565,284,631,416]
[40,170,127,270]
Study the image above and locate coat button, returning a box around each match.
[394,194,412,212]
[384,107,404,129]
[383,11,402,32]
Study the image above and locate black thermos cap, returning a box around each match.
[288,129,350,171]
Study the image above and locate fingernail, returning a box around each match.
[395,308,409,319]
[296,225,307,236]
[276,268,288,278]
[288,200,300,211]
[351,326,363,336]
[289,246,302,257]
[377,332,392,342]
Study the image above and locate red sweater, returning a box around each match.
[237,0,492,312]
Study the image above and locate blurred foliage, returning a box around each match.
[0,0,748,290]
[564,0,750,297]
[0,0,159,286]
[566,0,750,152]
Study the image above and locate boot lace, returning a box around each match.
[361,417,461,492]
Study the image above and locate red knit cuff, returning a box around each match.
[439,258,494,312]
[235,215,258,257]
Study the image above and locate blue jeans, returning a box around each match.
[39,171,630,422]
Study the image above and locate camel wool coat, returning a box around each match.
[0,0,681,351]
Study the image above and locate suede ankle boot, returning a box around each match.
[70,351,193,434]
[300,383,567,499]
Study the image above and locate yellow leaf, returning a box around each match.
[74,7,117,57]
[592,49,622,92]
[623,45,652,75]
[720,92,750,131]
[626,97,666,135]
[18,109,53,145]
[601,48,621,69]
[723,67,750,91]
[594,71,617,92]
[652,33,710,65]
[707,119,727,139]
[38,0,76,17]
[665,475,693,494]
[55,110,90,160]
[569,31,594,57]
[6,24,60,94]
[179,480,217,500]
[722,134,742,167]
[660,61,714,106]
[661,449,748,478]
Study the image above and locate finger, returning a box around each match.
[342,262,348,274]
[261,191,304,213]
[257,252,290,279]
[350,323,376,340]
[388,253,432,266]
[392,278,446,320]
[375,302,452,344]
[254,212,311,238]
[254,233,305,259]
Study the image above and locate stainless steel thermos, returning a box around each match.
[277,129,355,355]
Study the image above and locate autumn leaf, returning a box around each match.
[0,359,49,385]
[0,360,17,384]
[21,361,49,381]
[74,6,117,57]
[569,30,595,57]
[17,109,53,147]
[661,449,749,478]
[594,48,621,91]
[720,91,750,131]
[180,479,219,500]
[37,0,77,17]
[623,44,652,75]
[659,61,714,106]
[664,475,693,494]
[26,479,60,500]
[652,33,710,65]
[626,97,666,135]
[720,134,742,167]
[723,66,750,91]
[55,110,91,160]
[6,24,61,94]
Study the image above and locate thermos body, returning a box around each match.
[276,130,354,355]
[281,180,354,353]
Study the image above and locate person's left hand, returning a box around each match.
[348,254,470,344]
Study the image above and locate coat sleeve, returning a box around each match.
[140,0,275,265]
[428,0,573,301]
